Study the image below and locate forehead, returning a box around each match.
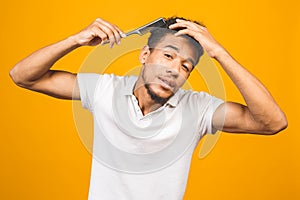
[154,33,198,60]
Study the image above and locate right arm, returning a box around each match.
[9,18,125,100]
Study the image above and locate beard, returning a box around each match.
[144,83,172,105]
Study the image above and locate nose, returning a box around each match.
[166,67,179,79]
[165,60,181,78]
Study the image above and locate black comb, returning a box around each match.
[103,17,166,44]
[125,17,166,36]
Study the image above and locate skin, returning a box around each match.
[9,17,288,134]
[134,34,198,114]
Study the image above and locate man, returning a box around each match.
[10,17,287,199]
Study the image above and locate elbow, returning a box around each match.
[9,66,31,88]
[9,68,19,85]
[268,120,288,135]
[275,116,288,134]
[264,113,288,135]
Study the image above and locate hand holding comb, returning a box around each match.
[103,17,166,45]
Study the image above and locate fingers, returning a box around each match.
[79,18,125,47]
[169,18,206,30]
[90,25,108,42]
[169,19,223,58]
[94,18,124,47]
[169,19,207,38]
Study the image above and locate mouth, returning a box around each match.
[157,76,176,90]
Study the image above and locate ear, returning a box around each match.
[139,45,151,64]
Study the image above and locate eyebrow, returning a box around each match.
[164,45,179,52]
[164,45,196,67]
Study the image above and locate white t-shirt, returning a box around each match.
[77,73,223,200]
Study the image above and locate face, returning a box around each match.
[139,33,199,101]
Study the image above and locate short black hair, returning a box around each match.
[147,17,204,65]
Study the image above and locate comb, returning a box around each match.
[125,17,166,36]
[103,17,166,44]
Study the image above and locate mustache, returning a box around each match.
[141,64,187,89]
[158,75,176,88]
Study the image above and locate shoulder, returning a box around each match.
[77,73,136,84]
[77,73,138,95]
[177,89,224,109]
[179,89,216,102]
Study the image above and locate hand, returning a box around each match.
[169,19,225,58]
[72,18,126,48]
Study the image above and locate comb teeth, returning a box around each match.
[138,18,166,35]
[126,18,166,36]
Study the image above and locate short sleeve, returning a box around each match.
[77,73,101,112]
[203,94,224,134]
[188,91,224,135]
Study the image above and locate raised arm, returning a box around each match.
[169,19,287,134]
[9,18,125,100]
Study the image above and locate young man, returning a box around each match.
[10,17,287,199]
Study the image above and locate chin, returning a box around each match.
[149,84,174,99]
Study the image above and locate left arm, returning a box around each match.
[170,19,287,134]
[210,52,287,134]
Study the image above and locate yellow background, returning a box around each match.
[1,0,299,199]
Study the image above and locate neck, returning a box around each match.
[133,78,166,116]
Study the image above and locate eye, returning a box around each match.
[182,64,190,72]
[164,53,173,59]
